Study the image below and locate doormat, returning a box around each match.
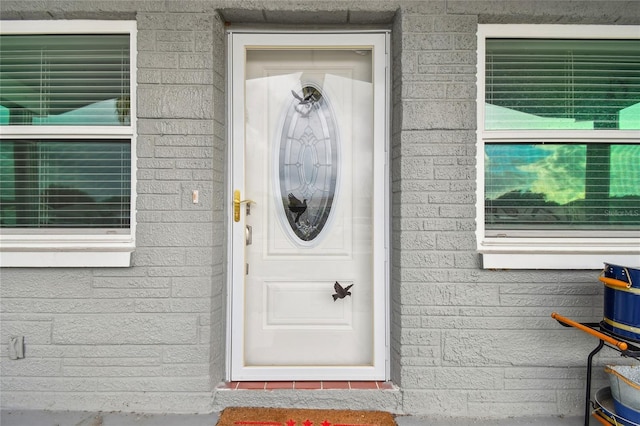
[217,407,396,426]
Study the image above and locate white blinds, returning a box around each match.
[0,34,130,126]
[1,140,131,228]
[485,39,640,130]
[484,143,640,231]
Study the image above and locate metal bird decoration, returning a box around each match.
[332,281,353,301]
[291,86,322,116]
[291,87,322,105]
[287,193,307,224]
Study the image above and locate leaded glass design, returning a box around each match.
[278,84,339,242]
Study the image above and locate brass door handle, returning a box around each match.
[233,190,255,222]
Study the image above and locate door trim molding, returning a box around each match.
[225,29,391,381]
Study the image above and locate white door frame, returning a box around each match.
[225,29,391,381]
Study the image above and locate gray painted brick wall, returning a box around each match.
[1,0,638,418]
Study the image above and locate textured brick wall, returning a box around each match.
[1,0,639,418]
[0,2,227,413]
[391,0,638,417]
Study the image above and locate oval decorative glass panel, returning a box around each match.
[277,84,339,243]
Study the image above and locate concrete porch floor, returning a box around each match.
[0,410,587,425]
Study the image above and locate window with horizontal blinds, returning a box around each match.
[477,26,639,268]
[0,140,130,229]
[0,34,130,126]
[484,143,640,232]
[0,30,133,232]
[485,39,640,130]
[0,21,135,266]
[482,37,640,234]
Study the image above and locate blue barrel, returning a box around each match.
[601,263,640,343]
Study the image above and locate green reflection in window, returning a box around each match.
[0,34,130,126]
[485,39,640,130]
[0,105,9,125]
[0,140,130,228]
[485,143,640,229]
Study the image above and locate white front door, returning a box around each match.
[228,31,389,381]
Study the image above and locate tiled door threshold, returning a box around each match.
[222,381,394,390]
[213,381,402,412]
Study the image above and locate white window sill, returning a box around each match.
[0,238,134,268]
[479,238,640,269]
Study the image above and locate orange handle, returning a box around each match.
[599,275,632,289]
[551,312,628,351]
[592,411,613,426]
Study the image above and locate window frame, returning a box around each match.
[476,24,640,269]
[0,20,137,268]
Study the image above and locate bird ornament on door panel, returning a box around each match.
[287,193,308,225]
[332,281,353,301]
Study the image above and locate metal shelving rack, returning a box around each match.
[552,313,640,426]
